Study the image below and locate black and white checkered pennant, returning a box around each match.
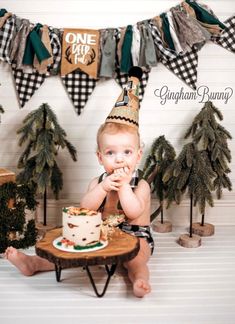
[211,16,235,53]
[161,47,198,90]
[61,70,98,115]
[11,65,46,108]
[115,67,150,104]
[0,15,16,64]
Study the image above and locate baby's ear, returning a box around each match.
[137,148,143,162]
[96,151,103,165]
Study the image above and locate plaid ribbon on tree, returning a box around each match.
[115,67,150,104]
[0,15,16,64]
[211,16,235,53]
[61,69,98,115]
[11,64,46,108]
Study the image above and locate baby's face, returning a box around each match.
[97,131,142,174]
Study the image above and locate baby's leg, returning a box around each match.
[124,239,151,298]
[4,247,54,276]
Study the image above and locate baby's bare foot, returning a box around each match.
[4,247,36,276]
[133,278,151,298]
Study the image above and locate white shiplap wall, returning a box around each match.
[0,0,235,225]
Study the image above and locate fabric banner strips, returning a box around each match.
[61,29,100,79]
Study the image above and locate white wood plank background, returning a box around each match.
[1,226,235,324]
[0,1,234,205]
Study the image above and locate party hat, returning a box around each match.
[106,66,143,129]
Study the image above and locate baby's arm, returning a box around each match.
[118,179,150,220]
[80,174,121,211]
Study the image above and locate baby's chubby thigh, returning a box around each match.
[124,238,151,269]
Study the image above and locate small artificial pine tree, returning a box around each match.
[184,101,232,226]
[143,135,176,223]
[163,142,215,237]
[17,103,77,226]
[0,182,38,253]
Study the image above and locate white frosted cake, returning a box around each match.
[60,207,103,250]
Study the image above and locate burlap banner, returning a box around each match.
[61,28,100,78]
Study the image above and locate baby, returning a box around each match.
[80,122,154,297]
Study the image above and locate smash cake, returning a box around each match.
[56,207,107,251]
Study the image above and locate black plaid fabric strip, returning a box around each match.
[149,21,198,89]
[0,15,16,64]
[211,16,235,53]
[149,22,177,61]
[115,67,150,104]
[47,27,62,75]
[11,64,46,108]
[61,69,98,115]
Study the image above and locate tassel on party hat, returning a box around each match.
[106,66,143,129]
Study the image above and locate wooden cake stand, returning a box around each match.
[35,227,140,297]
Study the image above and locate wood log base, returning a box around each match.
[192,223,215,237]
[152,220,172,233]
[178,233,201,248]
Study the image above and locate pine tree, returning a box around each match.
[17,103,77,226]
[143,135,176,223]
[0,182,38,253]
[163,142,215,237]
[184,101,232,225]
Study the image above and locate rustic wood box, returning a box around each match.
[0,168,16,185]
[0,168,16,208]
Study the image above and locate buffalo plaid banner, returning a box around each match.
[211,16,235,53]
[11,64,46,108]
[115,67,150,104]
[161,47,198,90]
[0,15,16,64]
[61,69,98,115]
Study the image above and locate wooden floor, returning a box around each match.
[1,226,235,324]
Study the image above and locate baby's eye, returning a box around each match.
[105,151,114,156]
[124,149,132,155]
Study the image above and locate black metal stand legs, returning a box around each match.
[85,264,117,297]
[54,263,117,297]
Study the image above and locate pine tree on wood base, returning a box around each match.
[16,103,77,227]
[143,135,176,232]
[184,101,232,234]
[163,143,215,247]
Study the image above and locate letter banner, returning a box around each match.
[61,28,100,78]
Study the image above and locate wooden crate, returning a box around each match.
[0,168,16,185]
[0,168,16,208]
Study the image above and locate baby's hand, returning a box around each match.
[101,173,121,192]
[113,167,132,186]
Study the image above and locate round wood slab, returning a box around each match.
[178,233,201,248]
[35,227,140,268]
[152,220,172,233]
[192,222,215,237]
